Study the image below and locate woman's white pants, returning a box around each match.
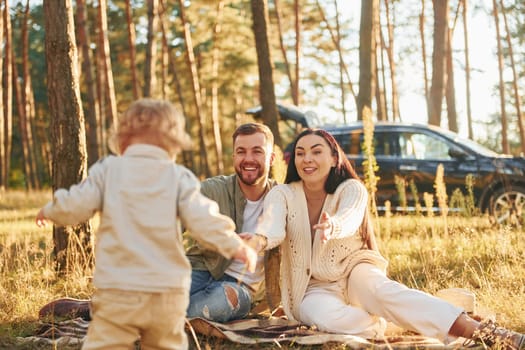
[298,263,463,342]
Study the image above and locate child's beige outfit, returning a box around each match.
[41,144,244,350]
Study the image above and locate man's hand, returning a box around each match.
[313,211,333,243]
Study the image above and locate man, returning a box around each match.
[185,122,277,322]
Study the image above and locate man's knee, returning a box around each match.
[224,285,239,309]
[187,284,245,322]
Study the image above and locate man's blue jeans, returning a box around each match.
[186,270,253,322]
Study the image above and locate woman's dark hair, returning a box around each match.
[285,128,378,251]
[285,128,360,194]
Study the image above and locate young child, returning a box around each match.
[36,98,257,350]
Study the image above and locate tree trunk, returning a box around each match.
[44,0,92,273]
[500,0,525,154]
[95,16,107,157]
[420,0,431,122]
[22,1,40,189]
[177,0,211,177]
[97,0,118,150]
[492,0,508,153]
[251,0,282,148]
[12,47,34,190]
[0,0,5,190]
[2,0,13,190]
[429,0,449,126]
[333,0,347,123]
[125,0,140,100]
[315,0,357,117]
[210,1,225,175]
[445,28,458,132]
[377,26,388,121]
[293,0,300,105]
[274,0,297,106]
[383,0,400,121]
[158,0,194,172]
[251,0,282,311]
[461,0,473,139]
[75,0,100,166]
[357,0,378,120]
[143,0,158,98]
[160,14,168,100]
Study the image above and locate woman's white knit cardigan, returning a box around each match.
[256,179,388,322]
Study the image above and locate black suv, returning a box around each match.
[248,105,525,224]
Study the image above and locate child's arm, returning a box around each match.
[36,209,49,227]
[176,168,246,260]
[36,161,105,227]
[231,242,257,273]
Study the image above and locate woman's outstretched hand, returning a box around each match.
[314,211,333,243]
[239,232,267,253]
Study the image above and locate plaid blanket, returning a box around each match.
[19,316,478,349]
[18,298,482,349]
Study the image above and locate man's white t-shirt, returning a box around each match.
[225,198,265,291]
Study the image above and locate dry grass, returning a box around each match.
[0,190,524,349]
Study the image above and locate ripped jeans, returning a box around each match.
[186,270,253,323]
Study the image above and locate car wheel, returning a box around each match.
[489,185,525,225]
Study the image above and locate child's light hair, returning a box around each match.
[109,98,192,156]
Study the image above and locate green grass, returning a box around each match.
[0,190,524,349]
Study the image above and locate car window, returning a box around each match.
[334,131,399,157]
[333,131,361,155]
[374,132,398,156]
[333,129,453,160]
[407,132,452,160]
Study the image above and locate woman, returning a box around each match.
[250,128,524,349]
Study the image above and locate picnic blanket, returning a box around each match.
[19,316,480,349]
[16,298,483,349]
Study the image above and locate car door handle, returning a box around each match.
[399,165,417,171]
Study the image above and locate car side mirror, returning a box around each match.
[449,147,468,159]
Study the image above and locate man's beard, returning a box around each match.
[235,164,266,186]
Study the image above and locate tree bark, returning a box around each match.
[75,0,100,166]
[420,0,431,122]
[97,0,118,152]
[377,24,388,121]
[333,0,347,122]
[210,1,225,175]
[492,0,509,153]
[143,0,158,97]
[274,0,297,106]
[293,0,300,105]
[158,0,193,171]
[13,2,40,190]
[445,28,458,132]
[383,0,400,121]
[500,0,525,153]
[315,0,357,116]
[461,0,473,139]
[357,0,378,120]
[44,0,92,272]
[429,0,449,126]
[177,0,211,177]
[2,0,13,190]
[125,0,140,100]
[0,0,5,190]
[251,0,282,148]
[251,0,282,311]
